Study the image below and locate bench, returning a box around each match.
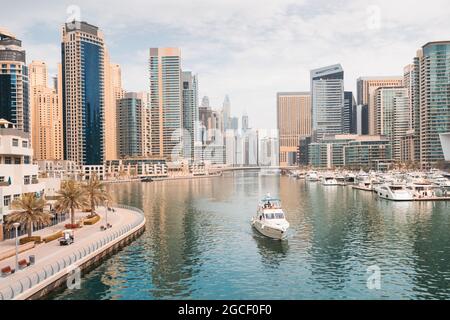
[1,266,15,277]
[18,259,30,270]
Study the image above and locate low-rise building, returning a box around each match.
[0,120,45,240]
[104,159,168,179]
[308,134,392,169]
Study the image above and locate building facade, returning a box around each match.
[0,120,45,240]
[277,92,312,166]
[0,29,30,133]
[356,76,404,136]
[417,42,450,168]
[117,92,145,159]
[311,64,344,141]
[61,22,106,165]
[374,87,409,161]
[149,48,182,160]
[29,61,63,160]
[182,71,198,161]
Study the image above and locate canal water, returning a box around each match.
[51,171,450,300]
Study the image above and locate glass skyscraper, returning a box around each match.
[61,22,105,165]
[182,71,198,161]
[0,30,29,133]
[417,42,450,167]
[117,93,144,159]
[311,64,344,141]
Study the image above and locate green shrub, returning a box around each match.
[19,236,41,245]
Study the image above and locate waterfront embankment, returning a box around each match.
[0,205,145,300]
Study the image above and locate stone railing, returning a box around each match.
[0,205,145,300]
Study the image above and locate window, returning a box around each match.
[14,158,21,165]
[4,195,11,208]
[24,156,30,164]
[12,139,19,147]
[24,176,30,185]
[13,194,20,201]
[5,157,11,164]
[0,177,4,182]
[22,141,28,148]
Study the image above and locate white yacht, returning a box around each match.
[321,176,338,186]
[306,171,320,182]
[252,195,290,240]
[406,182,439,199]
[374,184,414,201]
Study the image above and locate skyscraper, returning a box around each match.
[343,91,356,134]
[117,92,144,159]
[149,48,182,160]
[417,41,450,167]
[182,71,198,161]
[29,61,63,160]
[242,112,249,133]
[374,87,409,160]
[277,92,312,166]
[403,62,420,162]
[356,76,404,136]
[222,95,231,131]
[61,22,106,165]
[104,54,124,161]
[310,64,344,141]
[0,29,30,133]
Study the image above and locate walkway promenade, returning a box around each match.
[0,205,145,300]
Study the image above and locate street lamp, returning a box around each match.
[13,222,20,272]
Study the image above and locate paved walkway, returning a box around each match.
[0,206,143,299]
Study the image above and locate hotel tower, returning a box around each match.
[61,22,106,165]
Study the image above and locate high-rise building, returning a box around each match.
[403,62,420,162]
[149,48,182,160]
[29,61,63,160]
[277,92,312,166]
[104,55,124,161]
[343,91,356,134]
[417,42,450,168]
[356,76,404,136]
[222,95,231,131]
[242,112,249,133]
[61,22,106,165]
[182,71,198,161]
[229,117,239,132]
[374,87,409,160]
[0,29,30,133]
[311,64,344,141]
[117,92,145,158]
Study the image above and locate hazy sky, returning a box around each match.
[2,0,450,129]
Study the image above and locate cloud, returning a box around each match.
[2,0,450,128]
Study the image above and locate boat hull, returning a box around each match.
[251,219,287,240]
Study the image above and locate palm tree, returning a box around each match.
[55,180,88,225]
[82,174,108,216]
[6,193,52,238]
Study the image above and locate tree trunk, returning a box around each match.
[71,206,75,225]
[28,221,32,238]
[91,197,95,215]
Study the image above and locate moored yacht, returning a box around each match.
[374,184,414,201]
[251,195,290,240]
[306,171,320,182]
[321,175,338,186]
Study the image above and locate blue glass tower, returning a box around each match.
[61,22,105,165]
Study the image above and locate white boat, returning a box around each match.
[406,182,439,199]
[374,184,414,201]
[251,195,290,240]
[321,176,338,186]
[352,181,373,192]
[306,171,320,182]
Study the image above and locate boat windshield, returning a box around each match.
[265,212,285,220]
[260,198,281,209]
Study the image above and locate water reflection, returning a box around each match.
[51,173,450,300]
